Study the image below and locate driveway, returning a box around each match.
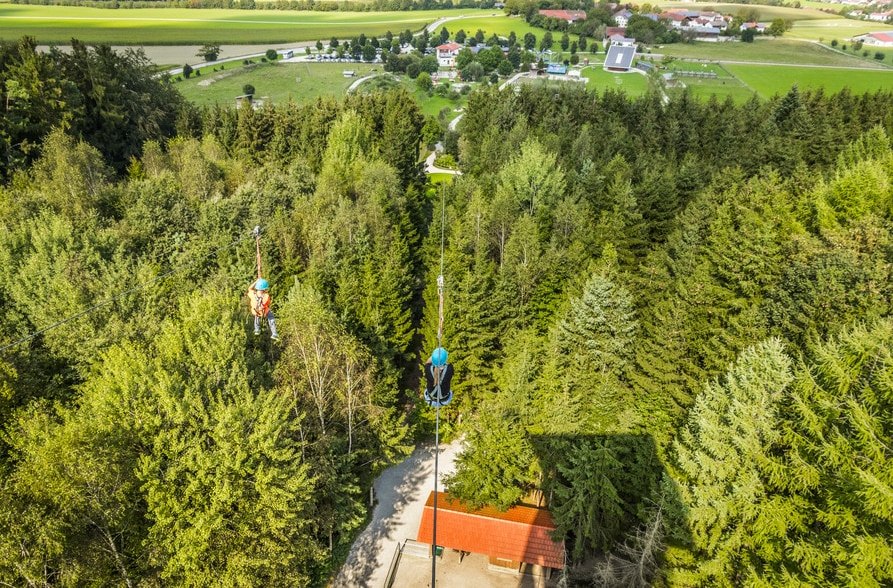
[333,440,462,588]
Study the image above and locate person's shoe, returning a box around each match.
[254,329,261,336]
[271,334,280,342]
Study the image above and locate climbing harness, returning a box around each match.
[251,226,273,336]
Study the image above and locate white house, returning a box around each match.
[435,42,462,67]
[854,31,893,46]
[614,9,633,27]
[868,10,892,22]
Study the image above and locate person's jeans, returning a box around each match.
[254,311,278,338]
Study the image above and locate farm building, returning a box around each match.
[604,45,637,72]
[538,9,587,23]
[854,31,893,46]
[416,492,565,576]
[546,63,569,75]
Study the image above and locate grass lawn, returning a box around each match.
[355,73,467,118]
[581,66,650,97]
[787,18,893,42]
[724,63,893,97]
[175,60,379,106]
[655,38,886,67]
[668,77,756,102]
[0,5,483,44]
[428,173,456,184]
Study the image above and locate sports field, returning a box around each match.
[0,5,482,44]
[656,38,888,68]
[724,63,893,96]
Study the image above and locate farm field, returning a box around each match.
[436,14,568,42]
[174,60,379,106]
[724,63,893,96]
[788,17,893,42]
[655,38,888,67]
[0,5,482,44]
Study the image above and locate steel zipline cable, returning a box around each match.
[0,227,261,356]
[432,184,447,588]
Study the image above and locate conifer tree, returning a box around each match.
[671,339,794,586]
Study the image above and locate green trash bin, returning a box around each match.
[433,546,443,557]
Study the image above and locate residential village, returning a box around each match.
[427,2,891,88]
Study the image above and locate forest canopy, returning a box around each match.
[1,39,892,586]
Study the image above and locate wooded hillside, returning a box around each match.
[0,39,891,586]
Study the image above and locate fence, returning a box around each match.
[383,541,404,588]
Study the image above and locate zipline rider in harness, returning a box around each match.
[424,347,453,407]
[247,278,279,341]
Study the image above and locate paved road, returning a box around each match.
[347,73,381,93]
[425,150,462,175]
[333,440,462,588]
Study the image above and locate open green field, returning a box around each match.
[435,14,570,42]
[656,2,831,21]
[356,74,466,117]
[725,63,893,97]
[656,38,887,67]
[798,0,848,11]
[788,17,893,42]
[0,5,482,44]
[175,60,379,106]
[668,76,755,102]
[581,66,650,96]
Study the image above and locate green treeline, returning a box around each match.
[6,0,495,11]
[1,38,892,586]
[442,85,893,585]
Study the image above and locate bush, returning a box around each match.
[434,154,458,169]
[243,83,255,95]
[266,49,278,60]
[863,50,870,57]
[875,52,885,60]
[831,39,838,47]
[182,63,193,78]
[195,69,201,76]
[197,43,220,62]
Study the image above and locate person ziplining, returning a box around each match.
[424,346,453,407]
[247,226,279,342]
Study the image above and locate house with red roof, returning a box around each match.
[854,31,893,46]
[538,9,588,23]
[416,492,565,575]
[436,42,462,67]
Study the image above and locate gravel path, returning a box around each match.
[333,439,462,588]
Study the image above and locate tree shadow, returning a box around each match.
[333,442,440,587]
[528,433,691,584]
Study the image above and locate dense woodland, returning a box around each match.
[1,40,892,586]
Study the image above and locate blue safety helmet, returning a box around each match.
[432,347,448,367]
[255,278,270,290]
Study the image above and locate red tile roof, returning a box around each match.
[416,492,565,569]
[538,9,587,22]
[870,32,893,42]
